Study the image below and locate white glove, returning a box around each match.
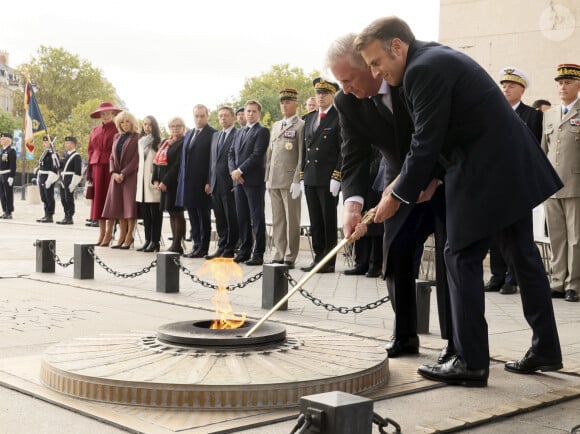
[7,177,13,187]
[300,180,305,196]
[45,171,58,189]
[330,179,341,197]
[266,181,271,190]
[290,182,301,199]
[69,174,82,193]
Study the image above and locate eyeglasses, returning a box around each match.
[169,124,184,128]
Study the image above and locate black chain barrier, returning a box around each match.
[285,272,390,314]
[172,256,263,291]
[88,247,157,278]
[373,412,402,434]
[571,424,580,434]
[289,413,312,434]
[46,241,74,268]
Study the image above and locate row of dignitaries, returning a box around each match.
[0,132,17,219]
[541,63,580,303]
[484,67,543,295]
[327,33,454,363]
[300,78,343,273]
[349,16,562,387]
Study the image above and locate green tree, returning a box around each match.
[208,64,319,129]
[0,110,21,135]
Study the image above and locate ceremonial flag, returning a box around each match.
[23,81,48,154]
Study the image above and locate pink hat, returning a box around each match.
[90,101,122,119]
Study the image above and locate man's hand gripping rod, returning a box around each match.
[244,210,376,338]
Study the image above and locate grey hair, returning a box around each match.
[324,33,368,74]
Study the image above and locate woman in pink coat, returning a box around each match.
[101,111,140,249]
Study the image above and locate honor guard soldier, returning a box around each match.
[35,136,60,223]
[57,136,82,224]
[0,132,17,219]
[300,77,342,273]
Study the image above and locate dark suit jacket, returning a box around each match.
[227,123,270,187]
[176,125,216,208]
[393,41,562,252]
[208,128,236,195]
[336,88,415,257]
[516,102,543,142]
[152,137,184,211]
[301,107,342,186]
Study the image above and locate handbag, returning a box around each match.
[85,183,94,199]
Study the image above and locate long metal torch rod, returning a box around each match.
[244,210,375,338]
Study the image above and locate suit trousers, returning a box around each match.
[305,186,338,265]
[139,202,162,244]
[212,190,239,255]
[385,196,452,341]
[353,235,383,271]
[234,184,266,258]
[269,188,301,262]
[39,180,55,216]
[488,240,517,285]
[445,212,561,369]
[60,185,75,218]
[544,197,580,292]
[0,177,13,213]
[187,203,211,252]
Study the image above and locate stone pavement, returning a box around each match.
[0,196,579,433]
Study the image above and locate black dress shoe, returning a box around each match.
[437,341,457,364]
[204,251,224,260]
[43,216,53,223]
[284,261,295,269]
[565,289,579,302]
[3,213,12,219]
[504,348,563,374]
[222,251,235,258]
[385,335,420,358]
[318,265,335,273]
[36,216,46,222]
[551,290,566,299]
[300,262,317,272]
[143,242,160,253]
[136,241,151,251]
[365,268,382,278]
[184,250,207,258]
[56,217,73,225]
[269,259,284,264]
[499,283,517,295]
[484,278,504,292]
[245,257,263,266]
[343,266,367,276]
[234,254,250,263]
[418,355,488,387]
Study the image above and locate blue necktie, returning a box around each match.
[563,107,569,115]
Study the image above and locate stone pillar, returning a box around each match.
[156,252,180,293]
[35,239,55,273]
[261,263,288,310]
[74,243,94,280]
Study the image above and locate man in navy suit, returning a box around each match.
[205,106,239,259]
[354,16,563,387]
[176,104,216,258]
[228,100,270,265]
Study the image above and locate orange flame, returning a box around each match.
[197,258,247,329]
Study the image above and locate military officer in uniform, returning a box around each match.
[0,132,17,219]
[57,136,82,225]
[541,63,580,303]
[300,78,342,273]
[35,136,60,223]
[265,88,305,269]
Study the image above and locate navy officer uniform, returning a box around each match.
[0,132,17,219]
[300,78,343,273]
[57,136,83,225]
[35,136,60,223]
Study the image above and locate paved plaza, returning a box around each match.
[0,195,579,433]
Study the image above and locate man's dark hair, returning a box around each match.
[355,16,416,53]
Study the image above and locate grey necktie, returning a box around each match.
[188,129,199,150]
[217,131,226,153]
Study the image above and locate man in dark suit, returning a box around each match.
[228,100,270,265]
[486,67,544,295]
[329,33,454,363]
[355,16,562,387]
[300,78,343,273]
[176,104,216,258]
[205,106,239,259]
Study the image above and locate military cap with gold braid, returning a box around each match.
[313,77,339,93]
[499,67,529,88]
[279,87,298,101]
[555,63,580,81]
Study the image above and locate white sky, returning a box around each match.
[1,0,440,127]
